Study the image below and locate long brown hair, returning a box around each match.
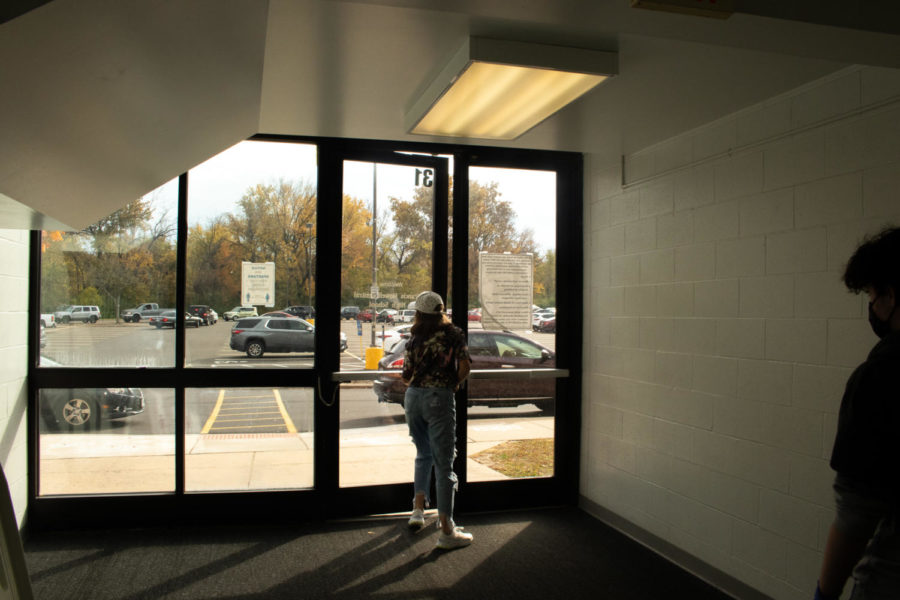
[410,309,451,341]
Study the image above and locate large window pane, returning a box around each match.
[338,160,436,487]
[39,179,178,367]
[339,161,434,373]
[467,166,557,482]
[185,140,318,368]
[39,387,174,495]
[339,383,411,488]
[185,387,314,492]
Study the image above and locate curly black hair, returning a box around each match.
[842,226,900,294]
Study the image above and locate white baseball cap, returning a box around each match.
[414,291,444,314]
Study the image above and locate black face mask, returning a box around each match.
[868,301,896,339]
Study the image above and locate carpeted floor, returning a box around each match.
[23,507,734,599]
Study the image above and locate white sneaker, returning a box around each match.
[408,507,425,529]
[436,526,473,549]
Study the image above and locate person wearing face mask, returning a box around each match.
[815,227,900,600]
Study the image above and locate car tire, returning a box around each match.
[132,315,141,323]
[90,315,98,323]
[246,340,265,358]
[62,316,70,324]
[61,394,100,429]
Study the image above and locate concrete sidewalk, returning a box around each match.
[38,416,555,495]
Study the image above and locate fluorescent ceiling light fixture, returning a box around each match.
[406,37,617,140]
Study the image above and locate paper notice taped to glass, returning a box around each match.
[241,261,276,307]
[479,252,533,331]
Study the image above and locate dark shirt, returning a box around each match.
[401,325,469,389]
[830,331,900,499]
[830,331,900,596]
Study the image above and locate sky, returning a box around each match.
[146,140,557,252]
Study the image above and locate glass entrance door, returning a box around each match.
[29,136,580,529]
[335,153,448,492]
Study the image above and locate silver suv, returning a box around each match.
[230,316,348,358]
[54,305,101,324]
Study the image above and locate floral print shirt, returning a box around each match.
[402,325,470,389]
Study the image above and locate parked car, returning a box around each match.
[341,306,360,320]
[397,309,416,323]
[40,313,56,328]
[467,308,482,322]
[532,308,555,329]
[223,306,258,321]
[230,316,347,358]
[375,325,412,353]
[373,329,556,411]
[54,305,101,324]
[283,305,315,320]
[356,309,374,322]
[121,302,163,323]
[536,316,556,333]
[375,309,397,323]
[188,304,215,325]
[38,357,144,430]
[149,310,201,328]
[261,311,298,319]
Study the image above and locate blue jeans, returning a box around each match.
[404,386,458,516]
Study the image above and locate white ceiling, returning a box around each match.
[2,0,900,230]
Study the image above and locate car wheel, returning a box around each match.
[61,395,100,429]
[246,341,265,358]
[90,315,98,323]
[62,316,70,324]
[132,315,141,323]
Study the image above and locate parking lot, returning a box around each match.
[37,317,558,494]
[40,317,555,369]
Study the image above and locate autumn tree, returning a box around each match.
[76,198,176,321]
[341,195,373,306]
[187,218,240,311]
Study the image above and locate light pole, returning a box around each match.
[304,222,313,306]
[370,163,378,347]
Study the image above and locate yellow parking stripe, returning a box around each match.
[201,389,296,434]
[273,389,297,433]
[201,389,226,434]
[208,423,293,431]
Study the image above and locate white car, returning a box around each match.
[376,325,412,353]
[397,309,416,323]
[55,305,101,324]
[223,306,258,321]
[532,308,555,329]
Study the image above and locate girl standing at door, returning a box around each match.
[402,291,472,549]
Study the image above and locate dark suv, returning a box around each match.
[188,304,214,325]
[340,306,360,320]
[283,305,315,320]
[373,330,556,412]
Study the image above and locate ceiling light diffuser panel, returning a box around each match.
[406,38,617,140]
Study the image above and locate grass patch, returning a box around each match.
[470,439,554,478]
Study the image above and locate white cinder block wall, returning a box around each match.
[583,66,900,600]
[0,230,31,527]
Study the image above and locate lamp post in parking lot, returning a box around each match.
[370,163,378,348]
[304,222,313,306]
